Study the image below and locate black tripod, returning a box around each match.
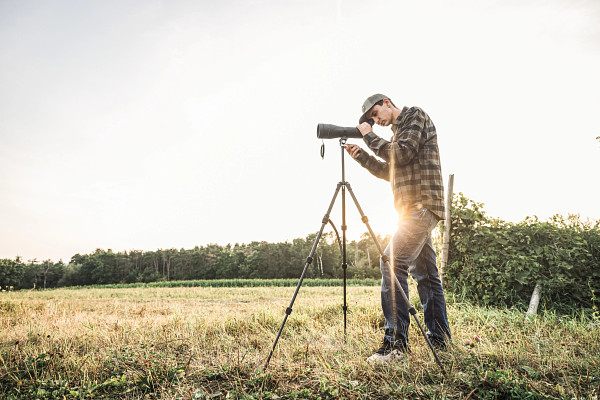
[264,138,445,375]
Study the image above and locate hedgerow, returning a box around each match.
[445,193,600,313]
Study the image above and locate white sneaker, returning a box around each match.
[367,342,406,364]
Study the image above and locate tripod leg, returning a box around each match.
[264,183,343,370]
[345,183,446,376]
[341,185,348,337]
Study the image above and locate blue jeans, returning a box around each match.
[380,208,451,348]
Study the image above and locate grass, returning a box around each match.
[1,284,599,399]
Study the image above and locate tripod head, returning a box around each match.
[320,134,351,160]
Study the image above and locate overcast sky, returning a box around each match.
[1,0,599,262]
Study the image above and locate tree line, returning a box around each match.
[0,233,391,290]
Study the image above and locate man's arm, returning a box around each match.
[345,144,390,181]
[357,107,425,166]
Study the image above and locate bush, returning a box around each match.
[445,193,600,311]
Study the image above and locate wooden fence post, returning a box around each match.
[440,174,454,287]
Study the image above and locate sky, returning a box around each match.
[1,0,599,263]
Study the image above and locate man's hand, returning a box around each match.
[356,122,373,136]
[345,143,363,159]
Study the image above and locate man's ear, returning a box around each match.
[383,98,398,110]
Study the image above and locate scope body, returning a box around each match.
[316,124,362,139]
[316,119,374,139]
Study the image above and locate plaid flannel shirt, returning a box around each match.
[355,106,445,220]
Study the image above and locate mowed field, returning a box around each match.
[1,284,599,399]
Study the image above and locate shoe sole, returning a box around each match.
[367,350,405,364]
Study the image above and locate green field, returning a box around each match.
[1,282,599,399]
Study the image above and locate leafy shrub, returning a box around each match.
[445,193,600,311]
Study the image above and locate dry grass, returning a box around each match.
[1,285,599,399]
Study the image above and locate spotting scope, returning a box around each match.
[316,119,374,139]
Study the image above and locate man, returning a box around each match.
[346,93,451,363]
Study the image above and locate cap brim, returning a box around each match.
[359,108,373,124]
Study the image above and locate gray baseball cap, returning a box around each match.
[359,93,394,124]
